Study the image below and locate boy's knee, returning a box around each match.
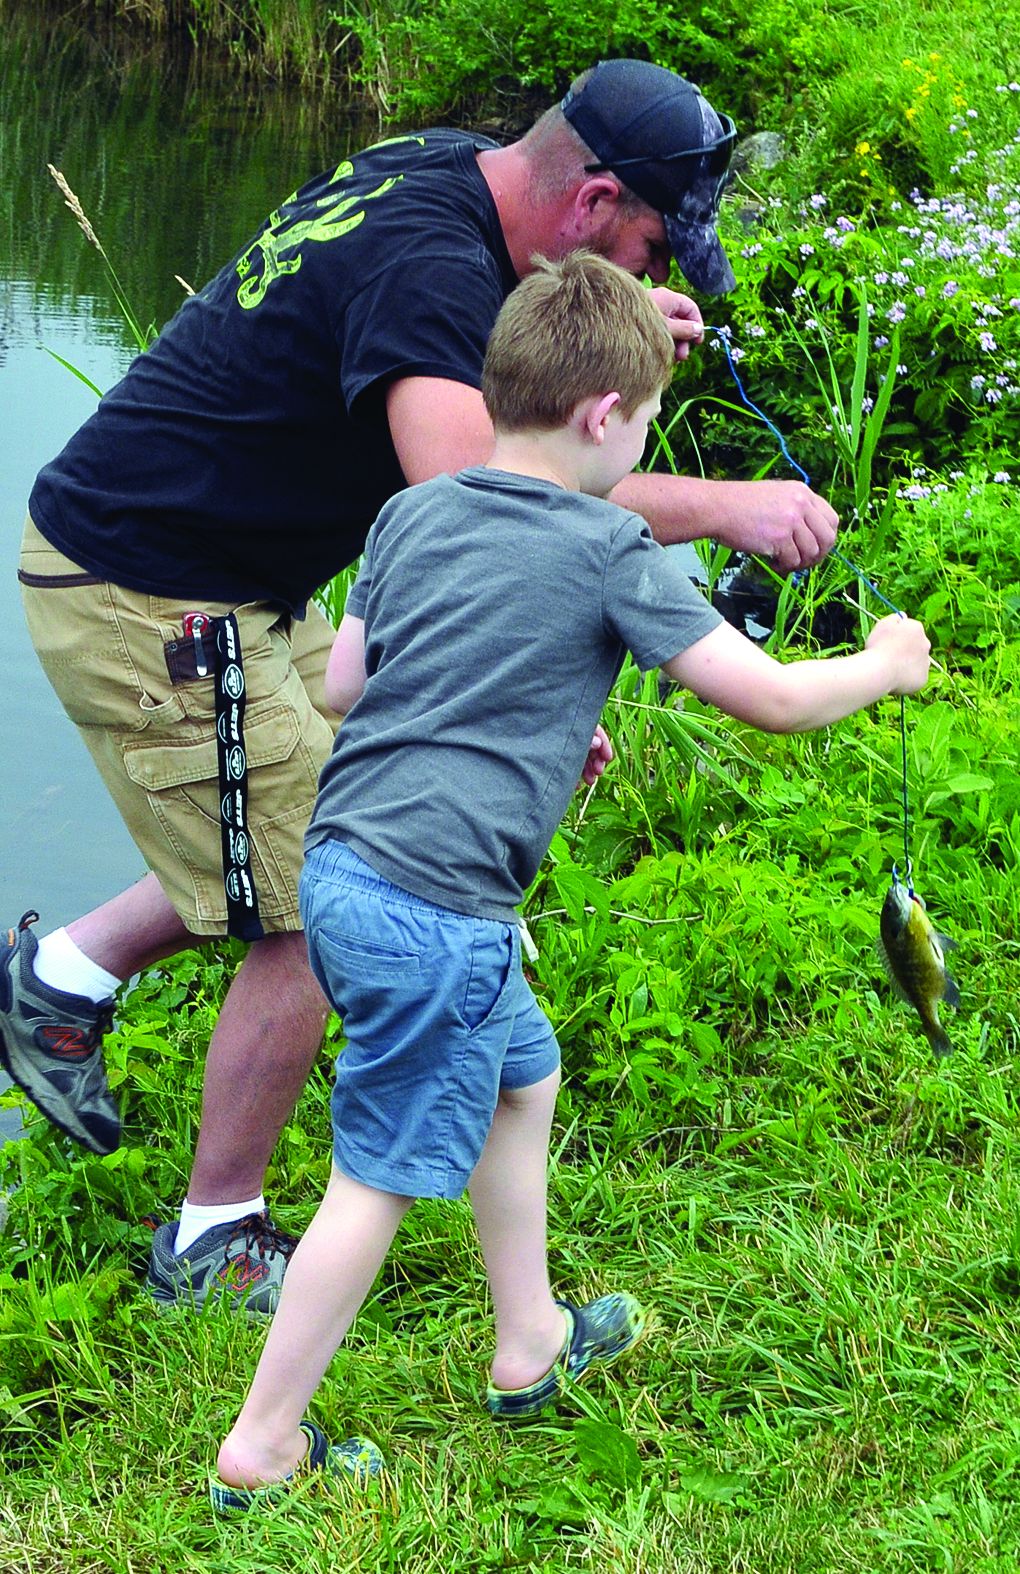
[498,1067,561,1111]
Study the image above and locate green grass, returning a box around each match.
[4,483,1020,1568]
[5,1058,1020,1570]
[6,9,1020,1568]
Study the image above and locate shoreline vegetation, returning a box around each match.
[3,2,1020,1570]
[35,0,1020,137]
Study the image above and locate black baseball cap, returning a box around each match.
[560,60,737,295]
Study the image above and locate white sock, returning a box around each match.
[175,1195,266,1256]
[33,927,121,1003]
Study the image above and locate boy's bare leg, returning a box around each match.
[468,1069,567,1390]
[217,1168,410,1487]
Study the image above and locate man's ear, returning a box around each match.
[584,391,621,444]
[573,175,623,236]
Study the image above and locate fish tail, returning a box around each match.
[925,1020,954,1058]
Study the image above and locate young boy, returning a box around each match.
[212,252,930,1509]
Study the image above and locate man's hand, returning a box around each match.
[579,724,613,787]
[647,287,704,361]
[610,473,839,573]
[708,479,838,572]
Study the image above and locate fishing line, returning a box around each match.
[702,322,915,893]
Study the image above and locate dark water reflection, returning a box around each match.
[1,6,377,333]
[1,4,378,917]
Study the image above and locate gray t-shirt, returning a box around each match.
[306,467,723,920]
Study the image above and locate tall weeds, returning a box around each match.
[83,0,348,87]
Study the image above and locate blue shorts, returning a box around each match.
[299,838,561,1199]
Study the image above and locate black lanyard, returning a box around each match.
[211,614,265,942]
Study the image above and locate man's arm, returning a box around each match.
[324,613,367,715]
[663,614,930,734]
[386,376,837,570]
[615,287,837,568]
[610,471,838,572]
[386,377,495,484]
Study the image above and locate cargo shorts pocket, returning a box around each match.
[22,574,179,734]
[151,598,292,725]
[120,702,306,925]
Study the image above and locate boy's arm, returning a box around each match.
[324,613,367,716]
[663,614,931,734]
[580,724,614,787]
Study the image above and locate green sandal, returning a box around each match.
[210,1420,384,1514]
[485,1292,646,1419]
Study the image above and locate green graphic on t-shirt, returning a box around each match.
[235,159,403,309]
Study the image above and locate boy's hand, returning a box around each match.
[580,724,614,787]
[865,614,932,694]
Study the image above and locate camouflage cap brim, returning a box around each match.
[664,212,736,296]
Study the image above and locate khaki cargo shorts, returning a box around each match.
[19,514,338,935]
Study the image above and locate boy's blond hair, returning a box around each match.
[482,251,674,432]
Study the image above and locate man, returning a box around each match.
[2,60,837,1313]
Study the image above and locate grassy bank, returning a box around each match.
[4,432,1020,1570]
[3,12,1020,1573]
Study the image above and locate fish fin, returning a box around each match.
[936,931,959,952]
[943,973,961,1009]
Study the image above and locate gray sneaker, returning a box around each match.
[147,1211,298,1316]
[0,912,119,1155]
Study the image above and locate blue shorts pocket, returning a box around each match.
[317,925,422,981]
[461,923,515,1032]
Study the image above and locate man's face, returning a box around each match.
[593,205,672,284]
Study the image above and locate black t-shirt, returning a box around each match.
[29,131,517,612]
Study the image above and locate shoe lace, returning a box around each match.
[14,910,115,1050]
[229,1211,298,1263]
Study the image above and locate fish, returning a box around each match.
[877,878,959,1057]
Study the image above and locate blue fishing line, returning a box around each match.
[704,326,813,486]
[703,326,904,613]
[703,323,913,891]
